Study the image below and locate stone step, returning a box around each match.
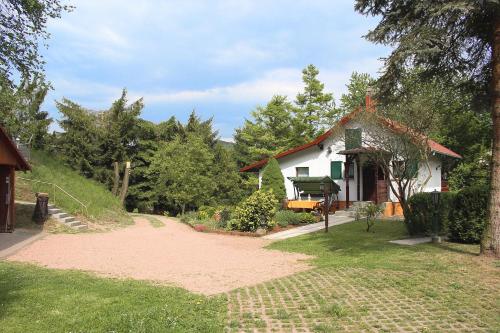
[73,224,88,230]
[48,208,62,215]
[53,213,69,219]
[62,216,76,223]
[65,220,82,227]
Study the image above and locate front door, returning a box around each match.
[362,164,377,202]
[0,167,12,232]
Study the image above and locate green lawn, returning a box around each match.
[226,220,500,332]
[1,220,498,332]
[16,150,132,227]
[0,262,226,333]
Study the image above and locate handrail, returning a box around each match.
[17,177,89,216]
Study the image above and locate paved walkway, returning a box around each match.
[6,216,312,295]
[0,229,46,259]
[263,215,354,240]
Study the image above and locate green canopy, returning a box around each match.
[288,176,340,196]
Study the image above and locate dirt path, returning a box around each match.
[7,216,312,295]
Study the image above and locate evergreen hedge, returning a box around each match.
[261,158,286,200]
[405,185,489,243]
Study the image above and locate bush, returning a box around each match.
[360,203,383,232]
[448,185,489,243]
[233,190,278,231]
[274,210,298,227]
[198,206,217,220]
[405,191,456,236]
[260,158,286,200]
[298,212,317,224]
[180,211,198,224]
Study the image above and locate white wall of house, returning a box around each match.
[257,118,444,203]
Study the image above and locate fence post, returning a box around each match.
[53,183,56,205]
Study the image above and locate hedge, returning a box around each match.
[405,185,489,243]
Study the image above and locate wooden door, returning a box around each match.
[362,164,377,202]
[0,166,12,232]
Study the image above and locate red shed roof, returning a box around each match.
[0,126,31,171]
[240,107,461,172]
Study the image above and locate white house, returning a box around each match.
[240,96,461,215]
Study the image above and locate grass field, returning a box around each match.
[0,262,226,332]
[2,220,498,332]
[226,220,500,332]
[16,150,132,227]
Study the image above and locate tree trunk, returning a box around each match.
[119,162,131,205]
[483,16,500,257]
[112,161,120,196]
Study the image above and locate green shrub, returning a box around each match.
[298,212,317,224]
[180,211,198,224]
[274,210,295,227]
[233,190,278,231]
[360,203,383,232]
[260,158,286,200]
[406,191,456,235]
[448,185,489,243]
[198,205,217,220]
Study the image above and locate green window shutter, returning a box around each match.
[405,160,419,178]
[331,161,343,180]
[345,128,362,150]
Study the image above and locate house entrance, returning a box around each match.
[362,163,377,202]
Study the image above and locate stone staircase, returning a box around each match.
[48,204,87,230]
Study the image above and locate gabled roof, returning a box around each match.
[0,126,31,171]
[240,107,461,172]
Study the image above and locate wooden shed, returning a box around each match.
[0,126,31,232]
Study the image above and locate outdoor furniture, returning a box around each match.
[288,176,340,232]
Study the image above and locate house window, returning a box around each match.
[392,160,418,179]
[296,167,309,177]
[345,128,362,150]
[331,161,342,179]
[348,163,355,179]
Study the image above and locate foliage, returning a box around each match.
[234,95,297,166]
[233,190,278,232]
[274,210,301,227]
[234,65,338,166]
[0,0,71,85]
[406,192,456,236]
[0,74,51,148]
[260,158,286,201]
[448,185,489,244]
[294,64,338,140]
[297,212,317,224]
[359,203,383,232]
[0,262,226,332]
[150,133,214,215]
[338,72,375,115]
[354,0,499,254]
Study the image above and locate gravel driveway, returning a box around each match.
[7,216,311,295]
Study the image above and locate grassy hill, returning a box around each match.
[16,150,132,227]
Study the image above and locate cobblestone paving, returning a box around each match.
[226,268,498,332]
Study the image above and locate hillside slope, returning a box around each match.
[16,150,131,226]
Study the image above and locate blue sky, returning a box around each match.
[42,0,390,140]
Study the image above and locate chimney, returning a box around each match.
[365,86,375,113]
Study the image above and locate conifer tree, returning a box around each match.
[260,158,286,200]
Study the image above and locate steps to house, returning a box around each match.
[48,204,87,230]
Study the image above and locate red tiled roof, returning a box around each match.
[239,107,461,172]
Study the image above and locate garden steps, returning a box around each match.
[48,204,87,231]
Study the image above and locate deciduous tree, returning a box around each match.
[355,0,500,256]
